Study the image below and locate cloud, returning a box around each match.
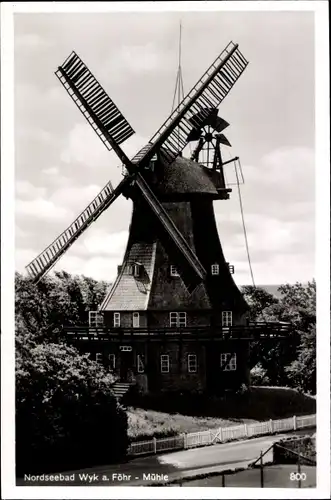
[50,184,103,210]
[42,167,59,176]
[15,33,53,50]
[52,253,120,283]
[111,43,164,75]
[15,180,46,199]
[15,198,72,221]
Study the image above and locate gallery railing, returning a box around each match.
[64,321,291,342]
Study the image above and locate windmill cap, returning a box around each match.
[150,155,225,198]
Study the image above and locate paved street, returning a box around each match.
[183,464,316,488]
[18,428,315,487]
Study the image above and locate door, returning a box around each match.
[120,350,133,382]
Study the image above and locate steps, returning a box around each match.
[111,382,135,400]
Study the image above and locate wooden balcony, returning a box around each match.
[64,321,291,343]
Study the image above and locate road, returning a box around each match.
[18,428,315,487]
[182,465,316,488]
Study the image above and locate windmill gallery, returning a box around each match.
[26,42,289,397]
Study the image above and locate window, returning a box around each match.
[89,311,104,327]
[220,353,237,371]
[170,265,180,277]
[187,354,198,373]
[95,353,102,363]
[211,264,219,275]
[133,263,142,278]
[114,312,121,327]
[137,354,145,373]
[169,312,187,327]
[160,354,170,373]
[227,262,235,274]
[132,312,140,328]
[120,345,132,352]
[108,354,116,370]
[222,311,232,327]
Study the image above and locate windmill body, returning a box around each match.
[98,156,251,393]
[26,42,290,397]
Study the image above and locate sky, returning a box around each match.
[14,8,315,286]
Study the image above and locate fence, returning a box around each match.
[128,413,316,457]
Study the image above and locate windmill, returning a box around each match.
[25,41,290,396]
[26,41,248,294]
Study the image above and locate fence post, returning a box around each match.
[269,419,274,434]
[293,415,297,431]
[219,427,223,443]
[244,423,248,437]
[222,473,225,487]
[182,433,187,449]
[260,451,264,488]
[153,437,157,454]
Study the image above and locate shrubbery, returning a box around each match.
[15,273,128,475]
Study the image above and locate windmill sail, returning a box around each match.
[26,178,126,282]
[55,51,135,152]
[131,42,248,167]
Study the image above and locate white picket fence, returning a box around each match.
[128,414,316,456]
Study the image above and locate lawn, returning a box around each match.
[126,386,316,441]
[127,408,256,441]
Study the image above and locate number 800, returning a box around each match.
[290,472,307,481]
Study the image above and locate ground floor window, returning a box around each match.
[95,352,102,363]
[222,311,232,327]
[187,354,198,373]
[160,354,170,373]
[220,352,237,371]
[108,353,115,370]
[137,354,145,373]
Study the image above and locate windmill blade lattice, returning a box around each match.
[26,178,126,282]
[131,41,248,167]
[55,52,135,152]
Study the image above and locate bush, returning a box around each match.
[250,363,270,386]
[16,335,128,475]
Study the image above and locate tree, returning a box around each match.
[241,285,279,321]
[243,281,316,392]
[16,324,128,474]
[15,272,126,474]
[15,272,109,343]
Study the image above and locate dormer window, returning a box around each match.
[89,311,104,327]
[170,265,180,277]
[133,262,143,278]
[227,262,235,274]
[211,264,219,275]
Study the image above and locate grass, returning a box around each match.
[127,408,256,442]
[126,386,316,442]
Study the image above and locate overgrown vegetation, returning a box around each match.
[15,272,127,475]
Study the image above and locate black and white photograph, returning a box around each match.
[1,1,330,498]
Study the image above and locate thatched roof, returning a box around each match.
[148,156,224,198]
